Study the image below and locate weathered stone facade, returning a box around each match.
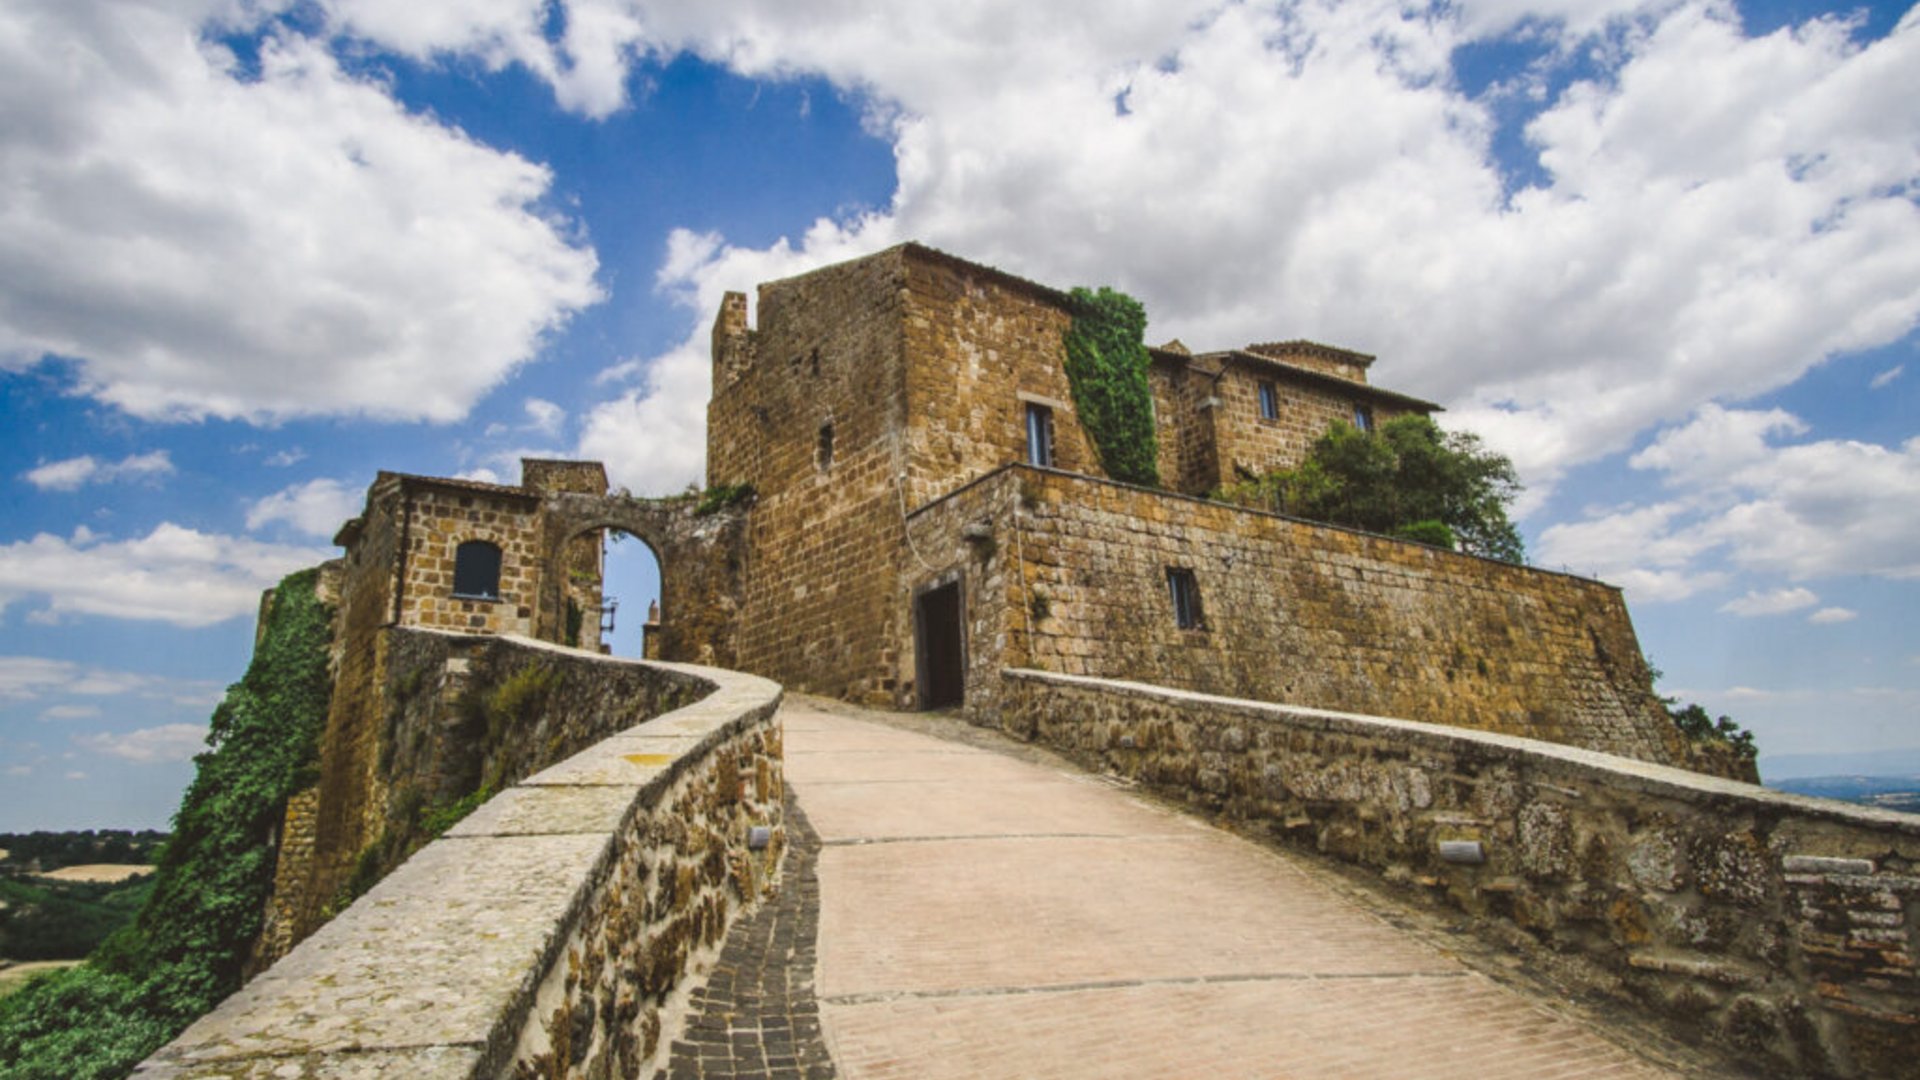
[139,648,783,1080]
[994,670,1919,1078]
[704,243,1692,770]
[257,628,717,965]
[891,464,1688,763]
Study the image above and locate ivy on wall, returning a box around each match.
[1062,286,1160,487]
[0,567,334,1080]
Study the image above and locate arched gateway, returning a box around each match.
[535,490,749,668]
[327,459,748,669]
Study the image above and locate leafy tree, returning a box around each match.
[1062,286,1160,486]
[1667,702,1758,763]
[1218,414,1525,562]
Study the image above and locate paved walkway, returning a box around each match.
[674,697,1743,1079]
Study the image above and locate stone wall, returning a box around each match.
[1203,357,1422,493]
[392,478,545,638]
[994,670,1920,1078]
[140,643,784,1080]
[899,245,1091,506]
[1006,466,1689,766]
[536,492,749,670]
[260,629,715,962]
[709,248,916,706]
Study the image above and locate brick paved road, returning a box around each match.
[683,696,1749,1079]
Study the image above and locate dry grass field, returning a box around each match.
[33,864,155,884]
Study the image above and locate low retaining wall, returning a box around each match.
[999,668,1919,1078]
[138,641,784,1079]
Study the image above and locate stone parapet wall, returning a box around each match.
[997,669,1919,1078]
[267,628,718,960]
[138,642,784,1080]
[1009,466,1691,766]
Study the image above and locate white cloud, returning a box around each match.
[1629,405,1805,489]
[22,451,174,492]
[523,398,567,437]
[1870,363,1904,388]
[1539,407,1920,601]
[76,724,206,764]
[39,704,102,721]
[0,656,221,704]
[247,478,362,538]
[265,448,309,467]
[1809,606,1858,624]
[4,765,29,777]
[0,0,602,424]
[394,0,1920,494]
[65,770,87,781]
[0,525,329,627]
[1534,500,1726,600]
[1719,586,1819,616]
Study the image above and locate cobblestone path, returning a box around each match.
[673,696,1750,1079]
[664,794,836,1080]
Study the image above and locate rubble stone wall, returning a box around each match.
[996,670,1920,1078]
[1010,466,1689,766]
[139,642,784,1080]
[1204,360,1422,493]
[709,250,916,705]
[259,629,716,963]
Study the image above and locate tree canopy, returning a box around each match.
[1218,414,1525,563]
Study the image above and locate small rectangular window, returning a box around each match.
[817,423,835,470]
[1258,381,1278,421]
[1353,404,1375,432]
[1167,567,1203,630]
[1024,403,1055,468]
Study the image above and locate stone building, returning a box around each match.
[315,241,1693,782]
[705,243,1691,767]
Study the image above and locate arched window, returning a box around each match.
[452,540,502,600]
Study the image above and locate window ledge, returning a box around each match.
[451,592,500,604]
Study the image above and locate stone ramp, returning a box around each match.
[674,697,1746,1079]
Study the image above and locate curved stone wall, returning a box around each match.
[998,668,1919,1078]
[137,640,784,1079]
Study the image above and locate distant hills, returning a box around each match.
[1767,773,1920,815]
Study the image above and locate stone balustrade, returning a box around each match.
[137,639,784,1079]
[998,668,1919,1078]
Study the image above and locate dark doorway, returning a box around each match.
[914,580,965,710]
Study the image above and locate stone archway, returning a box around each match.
[536,493,749,668]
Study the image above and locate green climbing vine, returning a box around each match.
[0,566,335,1080]
[1062,286,1160,487]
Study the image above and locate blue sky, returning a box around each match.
[1,0,1916,829]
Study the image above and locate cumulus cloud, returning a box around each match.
[247,478,362,538]
[523,398,567,437]
[22,451,174,492]
[1808,606,1858,624]
[1719,586,1818,616]
[76,724,206,764]
[1538,406,1920,601]
[0,0,602,424]
[0,525,330,627]
[0,656,219,706]
[397,0,1920,494]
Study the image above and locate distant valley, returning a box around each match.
[1768,774,1920,814]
